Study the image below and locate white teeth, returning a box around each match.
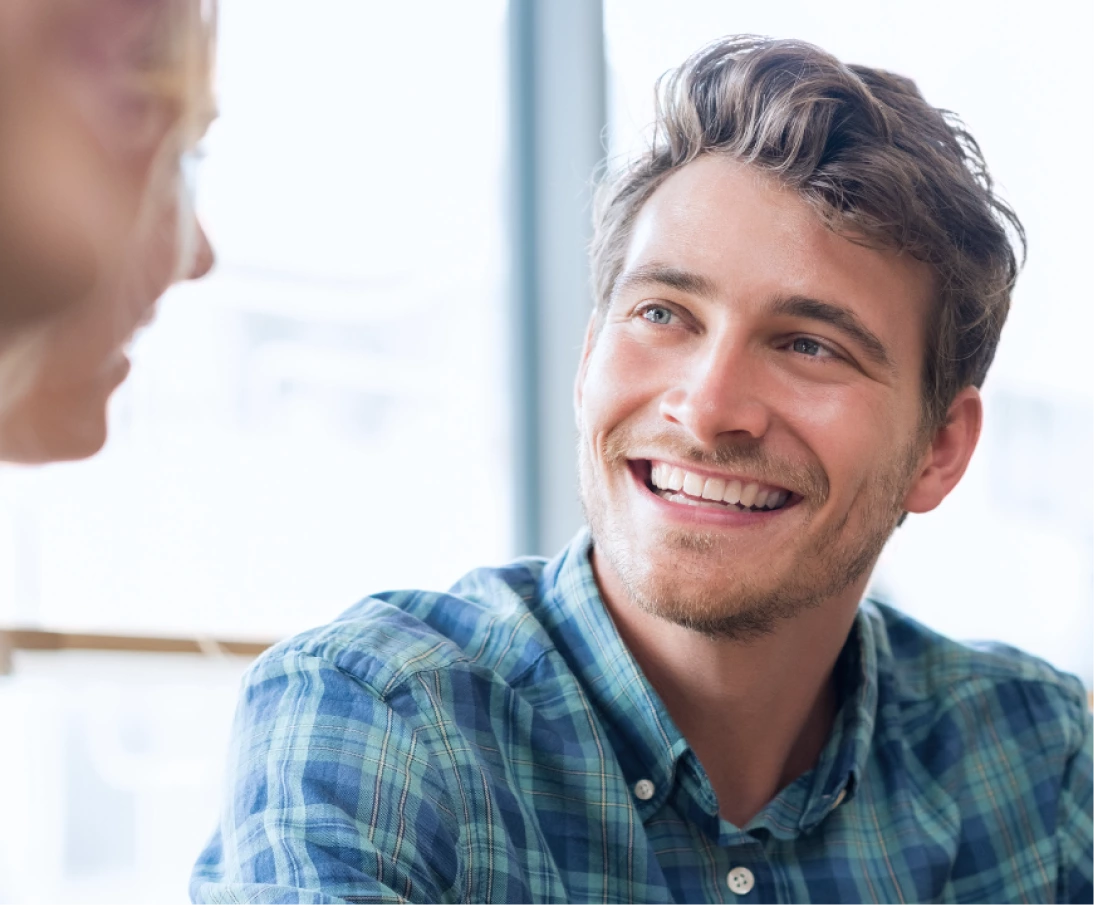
[682,472,705,497]
[701,477,725,501]
[648,463,790,511]
[739,482,759,507]
[723,479,742,504]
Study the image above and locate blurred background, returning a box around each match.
[0,0,1089,900]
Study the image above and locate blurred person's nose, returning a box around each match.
[187,222,214,280]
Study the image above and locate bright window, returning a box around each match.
[0,0,513,642]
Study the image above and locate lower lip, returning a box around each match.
[627,461,796,528]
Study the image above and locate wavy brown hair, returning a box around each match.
[591,35,1025,432]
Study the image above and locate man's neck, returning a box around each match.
[591,547,864,827]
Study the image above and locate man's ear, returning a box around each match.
[573,312,599,425]
[902,386,983,515]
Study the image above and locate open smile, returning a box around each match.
[628,459,803,522]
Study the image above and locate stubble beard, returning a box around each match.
[579,431,921,643]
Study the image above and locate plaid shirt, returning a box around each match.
[192,530,1093,904]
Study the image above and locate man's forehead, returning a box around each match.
[615,155,935,369]
[627,157,837,263]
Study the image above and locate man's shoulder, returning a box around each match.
[250,556,557,701]
[863,598,1090,759]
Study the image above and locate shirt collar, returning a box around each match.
[791,600,880,834]
[536,529,688,813]
[536,529,882,835]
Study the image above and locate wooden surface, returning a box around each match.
[0,627,274,674]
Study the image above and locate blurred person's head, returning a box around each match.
[577,36,1024,640]
[0,0,217,462]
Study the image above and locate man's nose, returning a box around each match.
[186,221,215,280]
[658,338,772,447]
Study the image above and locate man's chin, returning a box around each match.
[636,597,787,642]
[635,574,781,639]
[593,532,783,639]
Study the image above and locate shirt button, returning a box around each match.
[727,866,755,895]
[633,779,655,801]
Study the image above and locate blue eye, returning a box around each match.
[791,337,825,357]
[642,306,673,325]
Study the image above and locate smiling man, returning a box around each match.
[193,37,1092,905]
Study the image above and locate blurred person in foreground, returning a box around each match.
[0,0,217,463]
[194,36,1092,904]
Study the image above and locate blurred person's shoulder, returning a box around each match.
[862,598,1090,775]
[245,555,557,702]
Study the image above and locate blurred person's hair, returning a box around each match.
[590,35,1025,433]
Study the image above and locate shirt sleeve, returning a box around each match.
[191,649,462,904]
[1057,686,1093,905]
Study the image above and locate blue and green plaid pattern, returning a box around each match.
[192,530,1093,903]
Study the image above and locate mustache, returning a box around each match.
[603,429,830,502]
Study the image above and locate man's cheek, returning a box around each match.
[590,343,659,410]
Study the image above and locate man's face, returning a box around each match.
[576,155,936,639]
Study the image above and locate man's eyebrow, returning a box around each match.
[612,267,895,371]
[772,295,894,371]
[611,264,720,302]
